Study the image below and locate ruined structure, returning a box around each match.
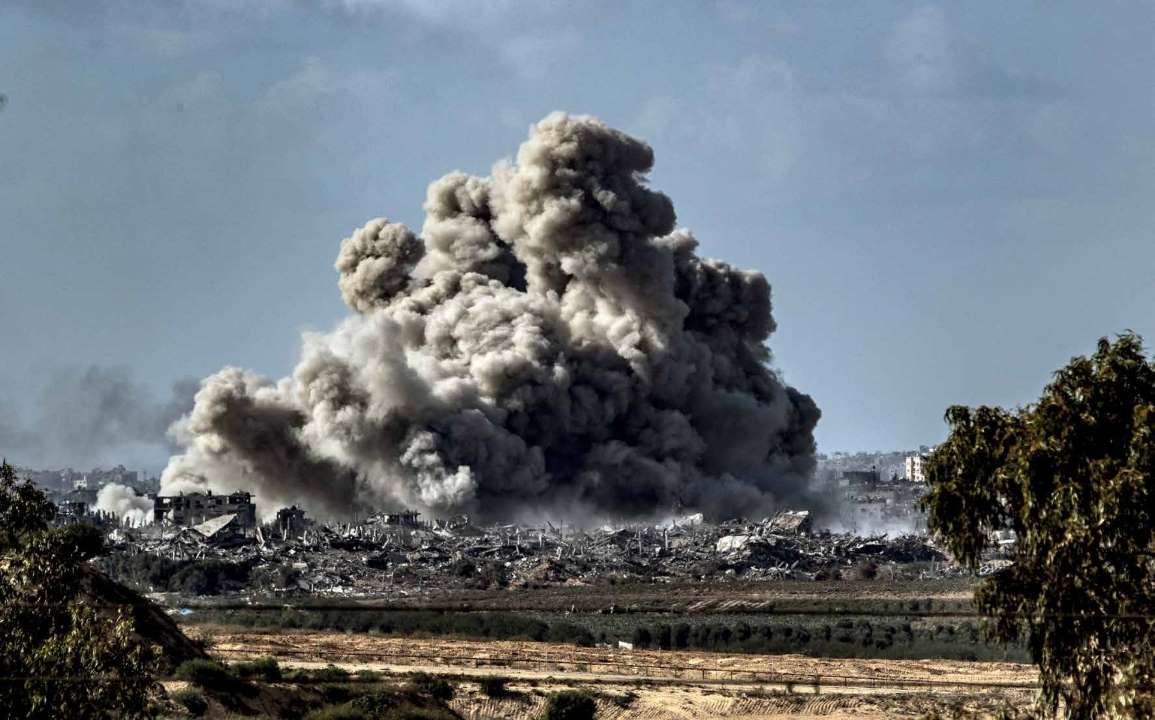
[153,491,256,532]
[380,511,421,527]
[275,506,311,537]
[98,506,970,596]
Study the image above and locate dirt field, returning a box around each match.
[191,627,1036,719]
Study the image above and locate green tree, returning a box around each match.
[921,335,1155,719]
[0,461,158,718]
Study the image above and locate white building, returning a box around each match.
[904,454,928,483]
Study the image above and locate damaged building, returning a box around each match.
[153,491,257,533]
[822,468,929,533]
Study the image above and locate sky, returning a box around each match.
[1,1,1153,470]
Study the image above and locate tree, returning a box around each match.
[0,461,158,719]
[631,626,652,649]
[543,690,597,720]
[921,334,1155,719]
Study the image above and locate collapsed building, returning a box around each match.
[97,504,990,597]
[153,491,257,533]
[274,506,311,538]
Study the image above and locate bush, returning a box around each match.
[305,706,369,720]
[630,627,652,650]
[171,688,208,716]
[306,690,459,720]
[712,624,732,649]
[318,683,355,704]
[140,557,255,595]
[612,691,638,709]
[547,621,595,647]
[175,659,235,690]
[408,672,454,700]
[479,676,509,697]
[655,624,672,650]
[543,690,597,720]
[312,665,352,682]
[233,656,282,682]
[388,711,459,720]
[734,622,751,643]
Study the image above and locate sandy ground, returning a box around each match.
[188,627,1037,718]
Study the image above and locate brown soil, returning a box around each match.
[190,627,1036,719]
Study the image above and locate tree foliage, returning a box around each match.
[922,334,1155,719]
[543,690,597,720]
[0,461,158,718]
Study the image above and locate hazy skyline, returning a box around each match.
[2,1,1153,469]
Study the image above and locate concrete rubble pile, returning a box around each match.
[104,509,960,597]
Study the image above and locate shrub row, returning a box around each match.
[303,689,459,720]
[186,606,1025,662]
[193,608,597,646]
[97,553,253,595]
[618,619,1021,660]
[174,657,284,689]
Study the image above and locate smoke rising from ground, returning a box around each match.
[162,113,821,522]
[96,483,152,526]
[0,366,197,468]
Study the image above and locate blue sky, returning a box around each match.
[2,1,1153,468]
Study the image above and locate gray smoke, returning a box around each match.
[162,113,821,523]
[0,366,197,468]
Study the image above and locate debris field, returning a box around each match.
[103,510,999,598]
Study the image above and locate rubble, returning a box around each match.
[99,507,971,598]
[766,510,812,535]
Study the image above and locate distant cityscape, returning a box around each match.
[815,447,934,535]
[15,463,159,500]
[14,447,936,538]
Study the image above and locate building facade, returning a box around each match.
[904,454,928,483]
[153,490,257,530]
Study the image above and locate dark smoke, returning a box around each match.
[163,113,821,522]
[0,366,197,468]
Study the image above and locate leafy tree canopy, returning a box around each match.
[922,334,1155,719]
[0,461,157,719]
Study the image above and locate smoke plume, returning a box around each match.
[162,113,821,522]
[0,366,197,468]
[96,483,152,526]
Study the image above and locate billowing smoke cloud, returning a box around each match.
[0,366,198,468]
[162,113,821,522]
[96,482,152,526]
